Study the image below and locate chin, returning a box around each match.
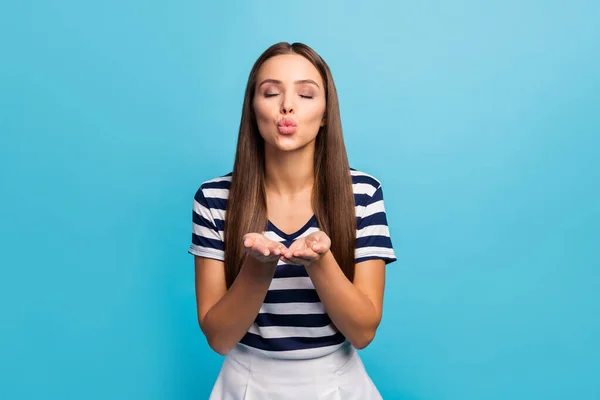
[274,136,316,152]
[260,126,318,152]
[273,142,303,152]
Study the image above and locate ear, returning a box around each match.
[320,115,327,127]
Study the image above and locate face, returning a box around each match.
[253,54,326,153]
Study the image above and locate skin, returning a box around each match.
[195,54,386,355]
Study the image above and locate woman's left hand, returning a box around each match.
[280,231,331,266]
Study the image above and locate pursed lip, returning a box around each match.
[277,118,297,127]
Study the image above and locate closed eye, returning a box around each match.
[264,93,313,99]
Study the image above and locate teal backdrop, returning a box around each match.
[1,1,599,399]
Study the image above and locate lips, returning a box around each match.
[277,118,297,134]
[278,118,297,127]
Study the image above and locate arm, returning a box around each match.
[194,256,275,355]
[279,183,395,349]
[281,238,385,350]
[194,235,285,355]
[306,254,385,349]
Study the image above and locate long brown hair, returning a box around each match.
[223,42,356,288]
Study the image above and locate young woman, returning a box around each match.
[189,42,396,399]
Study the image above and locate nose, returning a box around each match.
[281,93,294,114]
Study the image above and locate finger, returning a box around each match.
[267,246,281,256]
[292,249,318,258]
[284,250,303,260]
[293,249,319,259]
[270,244,286,255]
[285,256,312,265]
[253,243,270,257]
[287,255,318,265]
[279,253,307,263]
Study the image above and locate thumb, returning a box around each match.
[243,236,255,248]
[307,234,320,243]
[311,237,328,253]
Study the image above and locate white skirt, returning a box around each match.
[208,341,382,400]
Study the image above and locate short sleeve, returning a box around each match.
[188,186,225,261]
[355,184,397,264]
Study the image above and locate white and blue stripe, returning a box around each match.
[189,169,396,359]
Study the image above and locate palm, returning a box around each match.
[305,232,330,251]
[243,233,285,262]
[247,233,275,248]
[282,231,331,265]
[288,237,311,252]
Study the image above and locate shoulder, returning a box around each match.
[350,168,382,197]
[194,172,232,203]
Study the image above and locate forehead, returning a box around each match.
[256,54,323,85]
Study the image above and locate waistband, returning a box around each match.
[226,341,356,374]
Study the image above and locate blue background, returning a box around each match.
[1,1,599,399]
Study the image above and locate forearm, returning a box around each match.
[306,251,380,349]
[201,257,276,355]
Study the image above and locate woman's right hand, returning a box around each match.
[242,233,286,263]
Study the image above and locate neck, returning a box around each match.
[264,143,315,196]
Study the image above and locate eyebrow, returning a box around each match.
[258,79,320,89]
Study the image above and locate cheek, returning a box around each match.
[253,100,275,128]
[252,100,277,141]
[304,100,326,123]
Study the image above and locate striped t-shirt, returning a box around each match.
[189,169,396,359]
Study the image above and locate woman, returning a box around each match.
[189,42,396,399]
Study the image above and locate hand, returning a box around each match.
[280,231,331,266]
[243,233,287,263]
